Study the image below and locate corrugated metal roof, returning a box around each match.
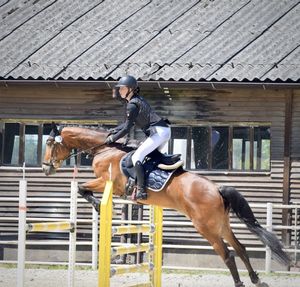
[0,0,299,82]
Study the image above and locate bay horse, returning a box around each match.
[42,125,291,287]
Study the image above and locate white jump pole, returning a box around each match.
[265,202,273,273]
[17,178,27,287]
[92,208,99,270]
[68,180,78,287]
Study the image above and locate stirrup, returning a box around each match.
[135,187,147,200]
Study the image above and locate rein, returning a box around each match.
[64,143,106,161]
[64,141,132,162]
[43,141,107,167]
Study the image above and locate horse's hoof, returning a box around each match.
[91,199,100,213]
[235,282,245,287]
[256,282,269,287]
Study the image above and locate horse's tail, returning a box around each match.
[219,185,291,266]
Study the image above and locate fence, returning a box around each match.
[17,179,78,287]
[1,186,300,274]
[98,180,163,287]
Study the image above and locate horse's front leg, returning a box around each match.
[78,177,107,213]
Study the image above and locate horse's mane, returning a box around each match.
[60,124,139,152]
[61,124,109,132]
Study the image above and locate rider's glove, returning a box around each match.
[108,128,117,136]
[105,135,114,145]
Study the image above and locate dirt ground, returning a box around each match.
[1,267,300,287]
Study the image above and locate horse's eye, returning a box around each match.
[46,139,53,146]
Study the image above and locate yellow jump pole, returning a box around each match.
[112,224,154,235]
[98,180,113,287]
[26,221,74,232]
[153,206,163,287]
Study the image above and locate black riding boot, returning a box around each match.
[134,161,147,200]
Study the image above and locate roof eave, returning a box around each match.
[0,79,299,90]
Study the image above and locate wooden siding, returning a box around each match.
[292,90,300,158]
[0,84,299,260]
[290,89,300,204]
[0,84,124,122]
[147,88,286,161]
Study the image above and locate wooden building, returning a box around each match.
[0,0,299,268]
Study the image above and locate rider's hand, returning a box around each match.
[105,135,114,145]
[108,128,117,136]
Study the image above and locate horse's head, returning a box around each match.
[42,123,71,175]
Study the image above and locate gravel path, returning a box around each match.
[1,267,300,287]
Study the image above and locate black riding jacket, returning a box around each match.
[111,94,168,142]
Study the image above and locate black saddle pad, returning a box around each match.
[120,151,180,192]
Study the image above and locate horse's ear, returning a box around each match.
[50,122,60,137]
[51,122,58,132]
[58,125,63,134]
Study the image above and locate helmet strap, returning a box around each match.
[124,88,133,100]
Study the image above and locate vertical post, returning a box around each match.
[282,91,293,246]
[68,180,78,287]
[149,205,155,286]
[92,208,99,270]
[265,202,273,273]
[153,206,163,287]
[17,179,27,287]
[294,207,298,264]
[136,205,144,264]
[98,181,113,287]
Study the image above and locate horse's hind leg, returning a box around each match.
[224,230,269,287]
[200,229,245,287]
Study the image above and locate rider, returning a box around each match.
[105,75,171,200]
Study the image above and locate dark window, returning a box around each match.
[254,127,270,170]
[170,125,270,171]
[3,123,20,165]
[233,127,250,170]
[1,122,99,167]
[191,127,209,169]
[25,125,39,166]
[212,127,229,170]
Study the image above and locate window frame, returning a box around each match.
[169,123,271,173]
[0,120,117,168]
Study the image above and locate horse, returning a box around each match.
[42,124,291,287]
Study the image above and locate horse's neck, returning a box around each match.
[62,127,108,150]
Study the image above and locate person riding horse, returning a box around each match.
[105,75,171,200]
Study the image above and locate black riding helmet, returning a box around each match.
[115,75,138,90]
[113,75,139,102]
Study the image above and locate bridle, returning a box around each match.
[43,136,106,168]
[42,137,65,168]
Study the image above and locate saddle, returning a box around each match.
[120,149,184,195]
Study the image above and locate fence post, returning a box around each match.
[92,208,99,270]
[153,206,163,287]
[265,202,273,273]
[68,180,78,287]
[17,179,27,287]
[98,180,113,287]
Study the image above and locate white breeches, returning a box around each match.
[131,126,171,165]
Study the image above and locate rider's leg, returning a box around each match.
[156,126,171,152]
[134,160,146,199]
[132,126,170,199]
